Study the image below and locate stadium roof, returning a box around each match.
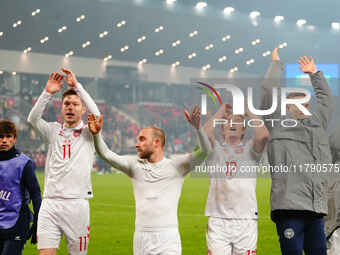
[1,0,339,74]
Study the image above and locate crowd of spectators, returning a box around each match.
[0,73,197,173]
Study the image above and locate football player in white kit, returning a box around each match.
[87,106,211,255]
[203,103,269,255]
[27,69,100,255]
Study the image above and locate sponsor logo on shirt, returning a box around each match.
[73,129,83,138]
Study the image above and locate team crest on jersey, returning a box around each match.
[284,228,295,239]
[73,129,83,137]
[58,130,63,136]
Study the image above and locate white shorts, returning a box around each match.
[37,198,90,255]
[133,228,181,255]
[328,228,340,255]
[206,217,257,255]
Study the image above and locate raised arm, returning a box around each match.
[175,106,211,176]
[88,114,133,177]
[203,103,232,148]
[245,104,270,154]
[27,73,64,141]
[260,48,284,120]
[298,56,333,128]
[62,68,100,117]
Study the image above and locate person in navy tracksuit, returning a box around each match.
[0,120,42,255]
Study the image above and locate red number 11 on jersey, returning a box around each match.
[62,144,71,159]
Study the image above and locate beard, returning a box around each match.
[138,149,153,159]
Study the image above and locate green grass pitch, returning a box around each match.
[23,173,281,254]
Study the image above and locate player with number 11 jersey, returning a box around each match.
[27,69,100,255]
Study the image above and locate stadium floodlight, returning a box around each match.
[32,9,41,16]
[82,41,91,48]
[249,11,260,19]
[172,61,180,68]
[188,52,197,59]
[138,58,147,65]
[99,31,109,38]
[246,59,255,65]
[76,15,86,23]
[331,22,340,30]
[196,2,207,10]
[202,64,211,71]
[166,0,176,5]
[222,35,231,41]
[274,16,284,23]
[155,26,164,33]
[296,19,307,26]
[223,7,235,15]
[205,44,214,50]
[137,35,146,43]
[189,30,198,37]
[24,47,32,53]
[262,50,271,57]
[172,40,181,47]
[116,20,126,28]
[104,55,112,62]
[65,50,74,57]
[13,20,22,28]
[230,66,238,73]
[40,36,49,44]
[218,56,227,63]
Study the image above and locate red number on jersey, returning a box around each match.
[62,144,71,159]
[79,236,87,251]
[225,161,237,176]
[247,249,257,255]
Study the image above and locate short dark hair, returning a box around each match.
[62,89,84,105]
[0,120,17,137]
[62,89,78,102]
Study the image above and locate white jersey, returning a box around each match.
[93,129,210,231]
[28,83,100,199]
[204,140,262,219]
[328,228,340,255]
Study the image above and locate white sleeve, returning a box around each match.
[74,83,100,117]
[27,90,53,142]
[172,128,211,176]
[93,133,133,177]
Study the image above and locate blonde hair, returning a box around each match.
[146,126,166,147]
